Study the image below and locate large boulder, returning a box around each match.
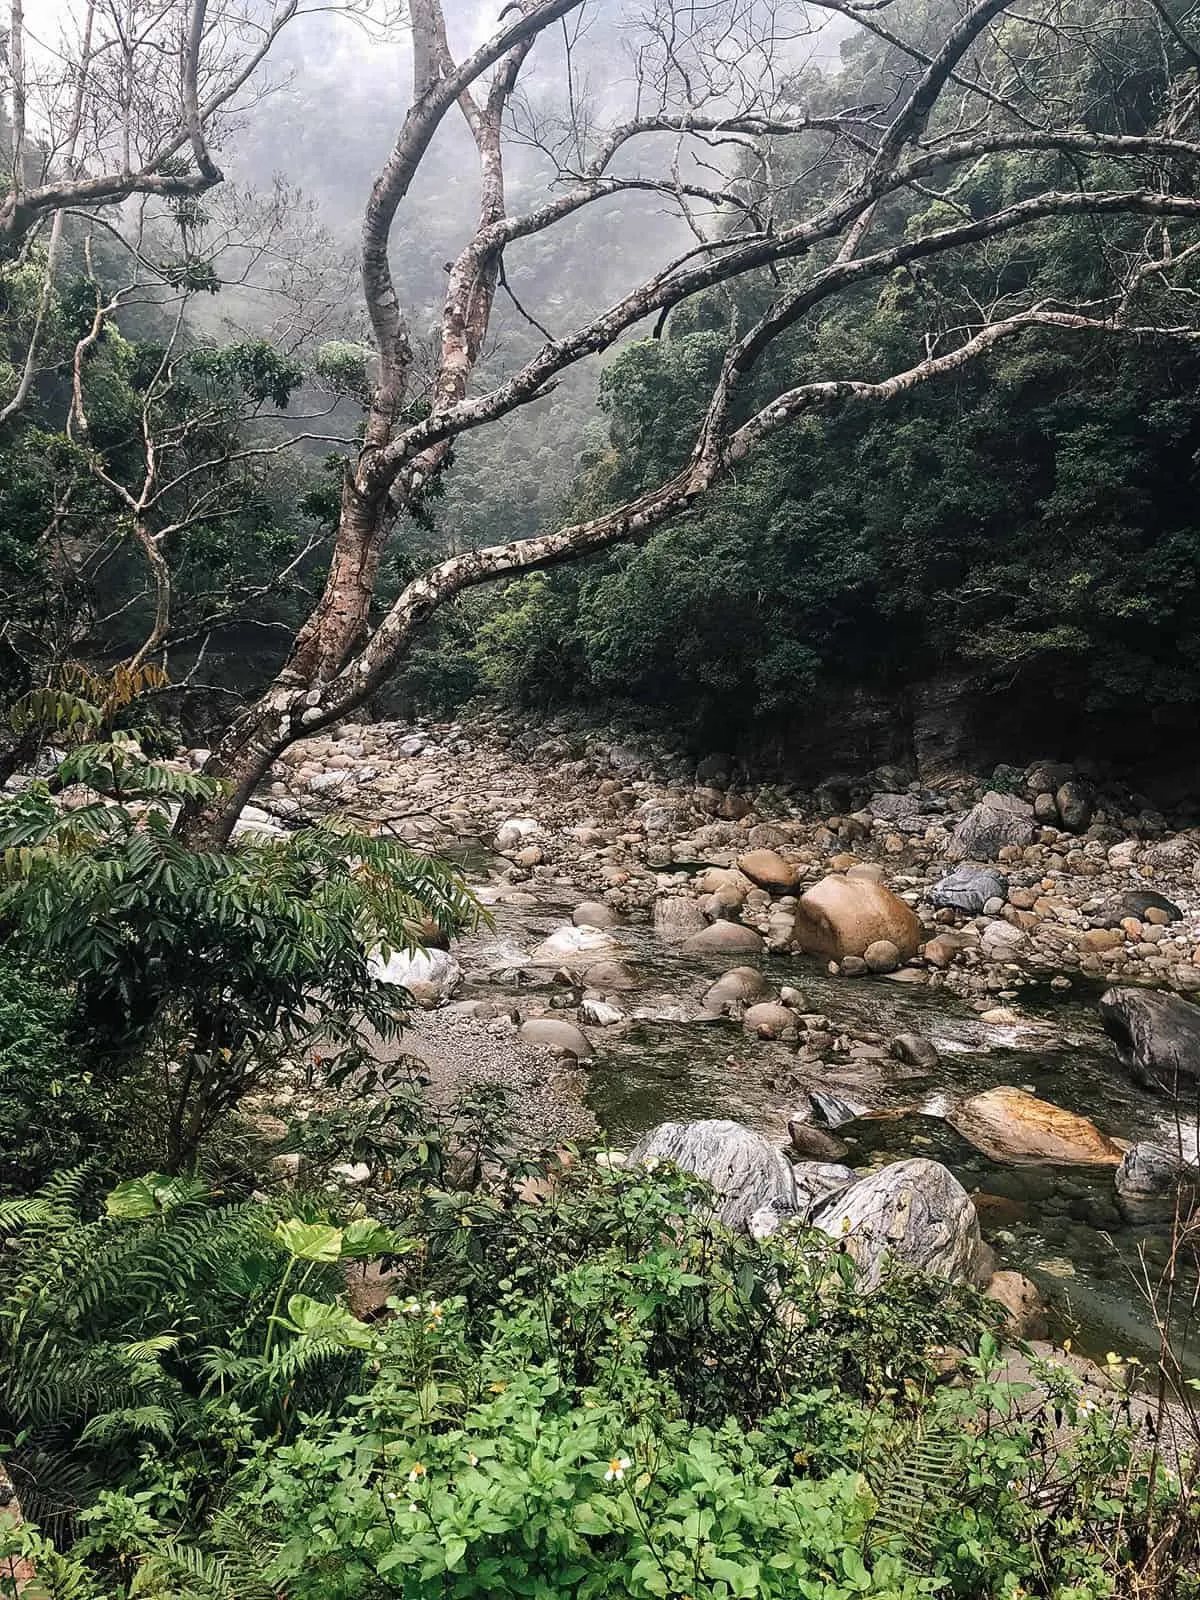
[682,921,765,956]
[519,1017,594,1060]
[737,849,798,893]
[573,901,619,930]
[951,1087,1123,1166]
[628,1119,797,1232]
[529,925,622,965]
[703,966,773,1013]
[810,1158,981,1288]
[368,947,462,1007]
[947,791,1035,861]
[792,875,921,961]
[742,1002,796,1039]
[495,817,541,852]
[1115,1140,1199,1200]
[653,896,709,940]
[927,866,1007,915]
[1099,987,1200,1094]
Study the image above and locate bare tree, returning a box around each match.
[152,0,1200,840]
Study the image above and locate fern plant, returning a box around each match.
[0,1171,392,1546]
[0,743,479,1169]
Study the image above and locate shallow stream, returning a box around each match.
[453,864,1198,1372]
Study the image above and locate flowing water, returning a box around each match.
[451,862,1198,1372]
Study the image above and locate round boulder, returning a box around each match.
[985,1270,1049,1339]
[792,874,921,961]
[627,1119,797,1232]
[682,921,765,956]
[737,848,798,894]
[573,900,618,930]
[742,1002,795,1039]
[810,1158,981,1288]
[864,939,900,974]
[529,925,622,965]
[703,966,772,1013]
[519,1017,594,1060]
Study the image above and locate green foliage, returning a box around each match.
[0,741,478,1167]
[9,1158,1190,1599]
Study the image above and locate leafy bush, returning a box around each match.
[0,739,478,1168]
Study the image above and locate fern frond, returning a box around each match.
[866,1428,963,1569]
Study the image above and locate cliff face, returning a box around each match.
[728,673,1200,809]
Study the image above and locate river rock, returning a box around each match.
[737,849,798,893]
[583,959,640,992]
[892,1033,940,1069]
[788,1117,850,1161]
[519,1017,594,1060]
[495,817,540,852]
[368,947,462,1007]
[928,866,1008,915]
[985,1270,1049,1339]
[579,998,625,1026]
[682,921,765,956]
[573,901,619,930]
[1098,987,1200,1094]
[1111,890,1183,926]
[1114,1140,1199,1199]
[628,1119,797,1231]
[742,1002,795,1039]
[869,792,921,822]
[703,966,772,1012]
[529,925,622,965]
[792,875,921,961]
[864,939,900,974]
[653,896,709,940]
[810,1158,981,1288]
[948,792,1035,861]
[951,1087,1123,1166]
[1055,781,1094,832]
[980,921,1028,962]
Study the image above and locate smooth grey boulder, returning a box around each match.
[628,1119,796,1232]
[928,866,1008,914]
[892,1033,940,1070]
[947,793,1035,862]
[810,1158,981,1288]
[1099,986,1200,1094]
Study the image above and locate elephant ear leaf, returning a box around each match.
[106,1174,208,1219]
[340,1217,400,1258]
[279,1294,374,1350]
[274,1218,343,1262]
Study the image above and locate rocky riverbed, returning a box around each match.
[210,711,1200,1364]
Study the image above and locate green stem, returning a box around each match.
[264,1255,297,1360]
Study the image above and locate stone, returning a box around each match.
[529,925,622,965]
[864,939,900,974]
[628,1119,796,1232]
[1055,780,1094,832]
[948,792,1036,861]
[573,900,618,930]
[791,1162,859,1218]
[810,1159,981,1289]
[579,998,625,1026]
[495,817,540,852]
[792,875,921,961]
[737,848,798,893]
[703,967,772,1012]
[1115,891,1183,926]
[985,1270,1049,1339]
[810,1089,872,1126]
[980,922,1028,962]
[951,1087,1123,1166]
[681,921,765,956]
[1033,792,1059,824]
[584,959,640,992]
[519,1017,594,1060]
[1115,1140,1199,1199]
[368,947,462,1007]
[742,1002,796,1039]
[1099,987,1200,1094]
[694,866,753,900]
[892,1033,939,1069]
[928,866,1008,915]
[869,792,921,822]
[923,932,965,967]
[653,895,709,940]
[788,1118,850,1162]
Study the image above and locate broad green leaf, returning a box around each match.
[274,1218,343,1262]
